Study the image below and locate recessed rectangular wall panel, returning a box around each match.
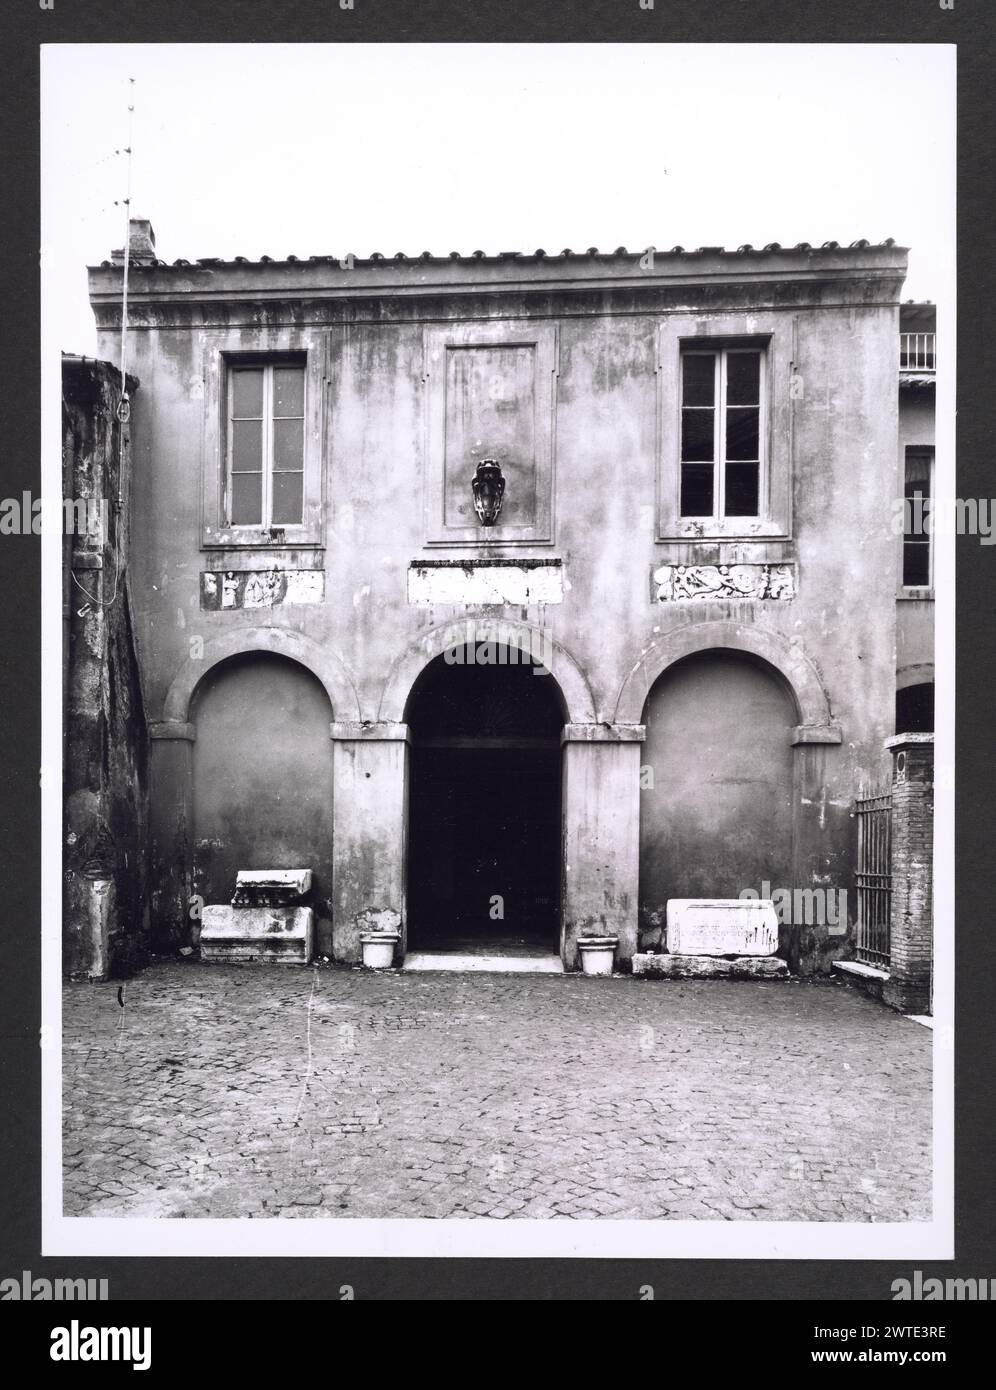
[443,345,538,529]
[424,322,558,545]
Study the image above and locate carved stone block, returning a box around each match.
[408,561,563,605]
[201,570,324,610]
[652,563,795,602]
[632,953,788,979]
[200,904,313,964]
[231,868,313,907]
[665,898,780,956]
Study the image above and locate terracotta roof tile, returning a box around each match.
[98,239,902,272]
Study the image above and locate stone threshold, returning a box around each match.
[403,951,564,974]
[832,959,890,982]
[831,958,888,1006]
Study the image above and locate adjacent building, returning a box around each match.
[897,299,936,733]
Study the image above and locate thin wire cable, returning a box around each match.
[119,79,134,399]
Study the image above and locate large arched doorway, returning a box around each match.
[191,652,334,948]
[639,649,796,945]
[405,642,566,956]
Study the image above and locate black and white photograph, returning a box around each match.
[39,39,958,1264]
[10,0,996,1348]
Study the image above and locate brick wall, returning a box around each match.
[883,734,933,1013]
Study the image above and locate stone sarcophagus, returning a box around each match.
[200,905,314,964]
[200,868,314,964]
[632,897,786,978]
[665,898,779,957]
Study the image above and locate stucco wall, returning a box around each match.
[107,301,899,732]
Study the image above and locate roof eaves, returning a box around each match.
[97,238,903,273]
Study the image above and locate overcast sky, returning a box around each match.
[41,43,954,357]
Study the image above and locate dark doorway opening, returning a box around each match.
[405,643,565,954]
[896,681,934,734]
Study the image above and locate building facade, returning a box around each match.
[896,299,936,734]
[84,223,922,975]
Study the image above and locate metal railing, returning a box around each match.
[900,332,936,371]
[854,788,893,967]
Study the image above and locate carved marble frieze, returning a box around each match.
[408,560,563,605]
[200,569,324,610]
[652,563,795,603]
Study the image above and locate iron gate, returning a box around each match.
[854,788,893,967]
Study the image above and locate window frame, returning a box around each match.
[679,346,767,523]
[200,339,325,551]
[900,446,934,594]
[225,360,306,531]
[656,314,792,543]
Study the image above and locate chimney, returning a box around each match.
[110,218,156,266]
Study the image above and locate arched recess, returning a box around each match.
[897,662,935,692]
[613,618,836,734]
[638,650,798,938]
[161,626,360,726]
[189,651,335,938]
[378,617,597,726]
[896,663,935,735]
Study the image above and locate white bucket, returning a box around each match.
[360,932,400,969]
[578,937,617,977]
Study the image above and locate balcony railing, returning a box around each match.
[900,332,936,371]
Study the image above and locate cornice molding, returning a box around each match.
[90,274,908,331]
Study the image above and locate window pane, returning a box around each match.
[903,453,932,579]
[273,366,305,417]
[682,354,715,406]
[903,493,930,543]
[903,541,930,587]
[231,419,262,471]
[231,368,263,418]
[271,471,303,525]
[681,408,714,461]
[726,352,760,405]
[725,406,759,461]
[230,472,262,525]
[680,463,714,516]
[905,450,932,491]
[273,417,304,471]
[725,462,759,516]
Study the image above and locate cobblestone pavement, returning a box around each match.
[63,963,931,1220]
